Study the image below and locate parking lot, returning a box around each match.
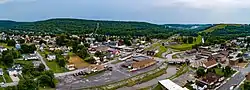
[56,60,163,90]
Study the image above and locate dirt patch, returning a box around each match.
[68,55,91,69]
[237,62,248,68]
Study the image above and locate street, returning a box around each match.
[35,51,50,70]
[218,64,250,90]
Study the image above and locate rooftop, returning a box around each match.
[159,79,188,90]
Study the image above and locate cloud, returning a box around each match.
[153,0,250,9]
[0,0,10,4]
[0,0,36,4]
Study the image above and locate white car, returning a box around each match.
[230,86,235,90]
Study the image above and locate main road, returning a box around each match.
[218,64,250,90]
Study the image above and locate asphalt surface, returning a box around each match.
[56,60,163,90]
[218,64,250,90]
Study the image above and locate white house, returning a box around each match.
[66,64,75,71]
[24,54,39,60]
[47,54,56,61]
[0,68,3,76]
[32,61,42,68]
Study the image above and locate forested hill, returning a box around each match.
[0,18,207,38]
[199,24,250,45]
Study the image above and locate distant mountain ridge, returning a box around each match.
[0,18,210,38]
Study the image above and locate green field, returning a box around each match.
[200,24,241,33]
[154,45,167,58]
[168,35,202,51]
[45,60,67,73]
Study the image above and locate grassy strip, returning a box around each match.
[0,76,4,83]
[82,64,168,90]
[3,70,12,83]
[111,60,122,64]
[154,45,167,58]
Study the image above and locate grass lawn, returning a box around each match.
[154,45,167,58]
[3,70,12,83]
[46,60,67,73]
[145,43,161,51]
[0,76,4,83]
[168,35,202,51]
[15,60,33,65]
[0,43,13,49]
[214,68,224,76]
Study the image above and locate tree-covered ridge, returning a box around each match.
[0,18,209,38]
[200,24,250,45]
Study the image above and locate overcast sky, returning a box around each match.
[0,0,250,24]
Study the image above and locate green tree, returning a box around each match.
[242,81,250,90]
[7,40,16,46]
[56,34,67,46]
[187,37,194,44]
[37,75,51,87]
[38,64,45,72]
[20,44,37,54]
[57,58,66,67]
[2,53,14,67]
[18,78,38,90]
[196,67,205,77]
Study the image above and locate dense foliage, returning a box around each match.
[0,19,208,39]
[200,24,250,45]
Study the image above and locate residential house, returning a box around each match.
[0,68,3,76]
[8,64,23,76]
[203,59,218,69]
[246,72,250,81]
[229,58,240,66]
[196,72,222,89]
[32,61,42,68]
[24,54,39,60]
[47,54,56,61]
[66,63,75,71]
[0,46,7,53]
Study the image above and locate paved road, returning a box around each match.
[218,64,250,90]
[1,82,18,87]
[35,51,50,70]
[218,72,244,90]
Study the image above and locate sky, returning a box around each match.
[0,0,250,24]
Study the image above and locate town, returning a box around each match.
[0,29,249,90]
